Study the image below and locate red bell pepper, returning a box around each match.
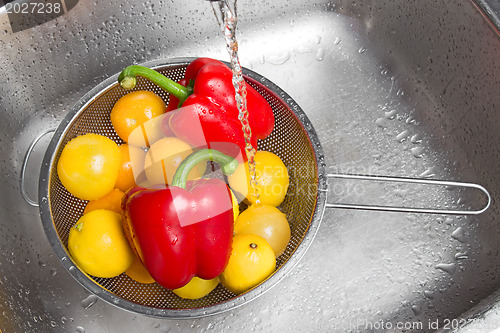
[118,58,274,159]
[122,149,237,289]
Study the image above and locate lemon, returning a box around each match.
[173,276,219,299]
[220,234,276,294]
[68,209,134,278]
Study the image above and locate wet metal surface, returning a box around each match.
[1,0,500,331]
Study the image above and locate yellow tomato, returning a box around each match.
[57,133,121,201]
[220,234,276,294]
[144,137,206,186]
[126,254,155,284]
[83,188,124,215]
[230,189,239,222]
[110,90,166,145]
[115,144,146,192]
[68,210,134,278]
[228,151,289,207]
[127,113,166,148]
[121,207,144,262]
[173,276,219,299]
[234,204,290,257]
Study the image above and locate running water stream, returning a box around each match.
[212,0,260,202]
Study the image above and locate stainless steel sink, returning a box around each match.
[2,0,500,331]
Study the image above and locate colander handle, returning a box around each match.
[324,173,491,215]
[20,129,55,207]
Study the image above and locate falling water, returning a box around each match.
[212,0,260,201]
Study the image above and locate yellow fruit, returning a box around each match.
[115,144,146,192]
[234,204,290,257]
[220,234,276,294]
[57,133,121,201]
[83,188,124,215]
[68,209,134,278]
[126,254,155,284]
[127,113,166,148]
[144,137,206,186]
[228,151,289,207]
[110,90,166,145]
[173,276,219,299]
[230,189,239,222]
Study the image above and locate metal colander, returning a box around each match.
[38,58,327,318]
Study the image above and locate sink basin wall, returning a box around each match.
[0,0,499,331]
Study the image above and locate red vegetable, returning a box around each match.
[117,58,275,159]
[122,149,237,289]
[165,78,189,112]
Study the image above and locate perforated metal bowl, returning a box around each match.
[38,57,327,318]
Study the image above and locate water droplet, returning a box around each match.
[267,51,290,65]
[380,68,388,75]
[435,263,456,275]
[406,116,417,125]
[375,117,386,128]
[334,37,341,45]
[315,48,325,61]
[358,47,366,53]
[396,130,410,142]
[411,305,422,316]
[80,294,98,309]
[410,133,422,144]
[424,290,434,299]
[411,146,424,158]
[75,326,86,333]
[384,109,397,120]
[314,35,321,44]
[297,46,312,54]
[455,251,468,260]
[419,168,435,178]
[451,227,466,243]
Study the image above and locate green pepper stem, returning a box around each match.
[172,149,239,189]
[118,65,193,104]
